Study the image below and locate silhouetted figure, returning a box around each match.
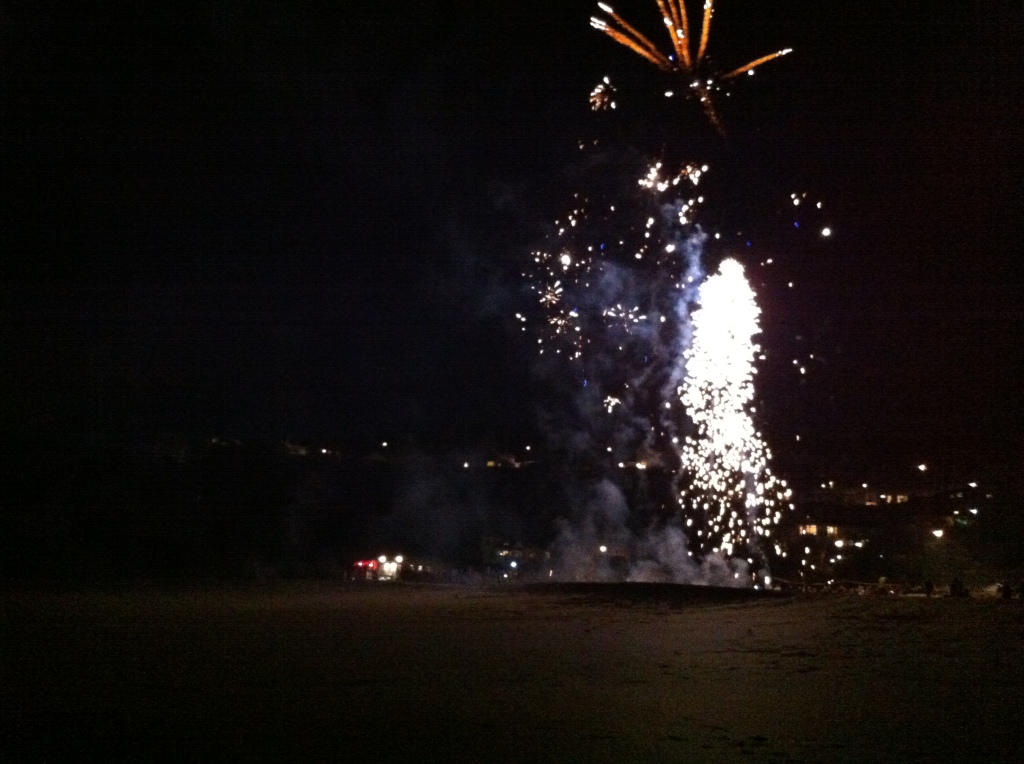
[925,580,934,597]
[1001,582,1014,600]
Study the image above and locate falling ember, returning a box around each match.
[590,77,618,111]
[590,1,792,132]
[678,259,788,574]
[541,282,564,306]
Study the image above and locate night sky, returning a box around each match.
[3,1,1021,483]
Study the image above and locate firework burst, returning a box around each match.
[591,1,792,131]
[677,258,790,578]
[537,3,797,586]
[523,159,705,364]
[528,157,792,583]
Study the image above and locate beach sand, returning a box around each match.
[4,582,1021,761]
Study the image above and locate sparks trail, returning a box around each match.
[591,1,792,132]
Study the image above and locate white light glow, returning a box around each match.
[678,259,788,567]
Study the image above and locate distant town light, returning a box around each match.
[834,539,844,548]
[378,555,387,563]
[932,529,944,538]
[968,481,977,488]
[918,464,927,472]
[510,561,518,568]
[599,545,608,553]
[395,555,404,564]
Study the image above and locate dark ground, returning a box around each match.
[3,582,1022,762]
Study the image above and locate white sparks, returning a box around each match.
[678,259,788,565]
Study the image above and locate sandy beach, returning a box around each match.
[4,583,1022,762]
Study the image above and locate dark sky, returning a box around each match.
[3,1,1021,480]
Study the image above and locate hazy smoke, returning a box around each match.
[540,198,771,586]
[629,525,750,587]
[551,479,631,581]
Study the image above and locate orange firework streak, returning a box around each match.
[722,49,793,80]
[696,0,713,64]
[591,1,791,132]
[593,7,673,71]
[654,0,688,67]
[671,0,693,70]
[597,23,673,71]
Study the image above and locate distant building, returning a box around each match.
[777,479,994,584]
